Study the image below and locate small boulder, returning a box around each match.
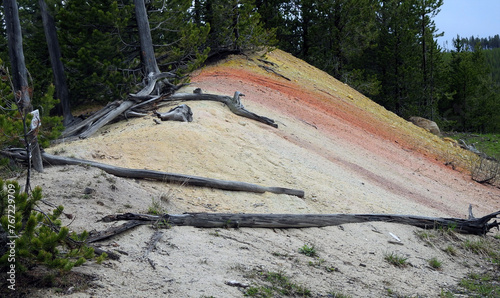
[408,116,441,136]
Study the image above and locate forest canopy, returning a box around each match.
[1,0,499,134]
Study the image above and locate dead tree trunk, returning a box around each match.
[39,0,74,126]
[36,151,304,197]
[4,0,43,174]
[1,148,304,197]
[134,0,160,76]
[61,87,277,139]
[61,100,136,139]
[95,209,500,241]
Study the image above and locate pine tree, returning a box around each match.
[307,0,378,84]
[0,180,99,273]
[57,0,135,104]
[194,0,275,56]
[415,0,444,120]
[441,38,498,132]
[369,0,418,115]
[144,0,210,74]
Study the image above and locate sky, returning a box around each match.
[433,0,500,49]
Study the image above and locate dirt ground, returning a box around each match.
[10,50,500,297]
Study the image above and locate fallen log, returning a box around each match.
[77,100,136,139]
[96,210,500,237]
[61,71,176,139]
[36,152,304,197]
[61,87,277,139]
[2,148,304,197]
[60,101,121,139]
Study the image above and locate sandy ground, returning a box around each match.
[11,50,500,297]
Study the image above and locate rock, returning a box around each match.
[408,116,441,136]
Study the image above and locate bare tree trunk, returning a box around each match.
[4,0,43,173]
[0,148,304,197]
[134,0,160,75]
[4,0,26,97]
[39,0,74,126]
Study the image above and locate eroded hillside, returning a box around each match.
[48,49,499,217]
[23,49,500,297]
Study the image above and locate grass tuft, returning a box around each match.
[244,270,311,297]
[428,257,442,270]
[384,252,408,268]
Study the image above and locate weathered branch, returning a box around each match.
[61,87,276,140]
[61,101,122,139]
[258,64,291,81]
[37,152,304,197]
[99,210,500,235]
[168,91,278,128]
[129,72,176,98]
[78,100,136,139]
[2,145,305,197]
[141,230,163,269]
[87,220,144,243]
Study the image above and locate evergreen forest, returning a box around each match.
[1,0,500,137]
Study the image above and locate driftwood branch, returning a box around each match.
[60,101,121,139]
[61,71,176,139]
[35,152,304,197]
[142,230,163,269]
[258,64,291,81]
[98,210,500,236]
[2,146,304,197]
[168,91,278,128]
[87,220,144,243]
[60,100,137,140]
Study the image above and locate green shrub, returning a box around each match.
[299,244,317,257]
[0,180,95,273]
[0,61,63,160]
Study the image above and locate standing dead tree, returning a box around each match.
[3,0,44,174]
[39,0,74,126]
